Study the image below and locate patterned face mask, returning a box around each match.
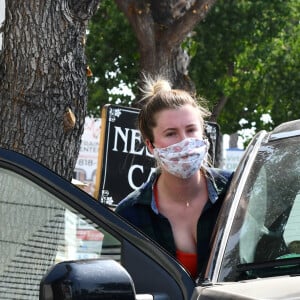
[153,137,209,179]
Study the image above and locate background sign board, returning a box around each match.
[224,148,244,171]
[74,117,101,196]
[95,104,219,206]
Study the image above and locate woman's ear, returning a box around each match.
[145,139,155,154]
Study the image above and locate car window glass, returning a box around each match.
[219,138,300,281]
[0,167,120,299]
[283,193,300,251]
[239,166,267,263]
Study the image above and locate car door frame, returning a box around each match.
[0,147,195,299]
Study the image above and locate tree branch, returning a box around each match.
[210,94,228,123]
[114,0,156,64]
[164,0,217,47]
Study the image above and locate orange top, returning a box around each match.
[176,250,198,278]
[154,182,198,278]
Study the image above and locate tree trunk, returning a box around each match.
[210,93,228,123]
[0,0,100,180]
[210,61,234,122]
[115,0,216,96]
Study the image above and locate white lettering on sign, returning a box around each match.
[130,129,144,155]
[113,126,130,153]
[112,126,153,157]
[128,165,157,190]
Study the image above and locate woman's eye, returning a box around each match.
[166,132,175,137]
[188,128,197,133]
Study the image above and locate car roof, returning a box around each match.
[268,119,300,141]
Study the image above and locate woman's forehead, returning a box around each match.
[154,105,201,125]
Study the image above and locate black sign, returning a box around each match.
[94,105,155,206]
[95,104,219,206]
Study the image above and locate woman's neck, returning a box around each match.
[157,170,204,205]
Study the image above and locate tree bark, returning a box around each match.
[210,93,228,123]
[115,0,216,96]
[210,61,234,122]
[0,0,100,180]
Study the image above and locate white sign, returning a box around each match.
[74,117,101,196]
[224,148,244,171]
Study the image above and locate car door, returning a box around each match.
[0,147,195,300]
[192,123,300,300]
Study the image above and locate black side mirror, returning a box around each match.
[40,259,136,300]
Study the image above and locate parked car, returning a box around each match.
[1,119,300,300]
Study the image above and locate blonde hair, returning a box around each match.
[139,75,172,101]
[138,75,211,143]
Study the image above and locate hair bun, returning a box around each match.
[140,75,172,102]
[152,79,172,94]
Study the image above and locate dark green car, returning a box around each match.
[1,119,300,299]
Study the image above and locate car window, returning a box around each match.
[239,166,268,264]
[283,193,300,250]
[219,138,300,281]
[0,167,120,299]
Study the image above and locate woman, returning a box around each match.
[116,76,233,279]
